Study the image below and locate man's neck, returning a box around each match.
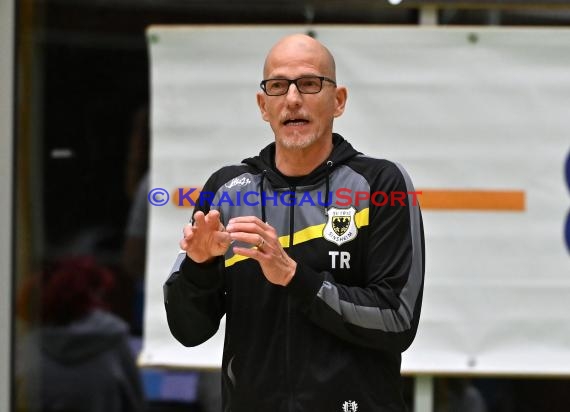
[274,139,333,177]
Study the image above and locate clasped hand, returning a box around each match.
[180,210,296,286]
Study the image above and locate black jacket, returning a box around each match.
[164,134,425,412]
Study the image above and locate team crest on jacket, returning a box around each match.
[323,206,358,246]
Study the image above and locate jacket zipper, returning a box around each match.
[286,186,295,412]
[288,186,295,246]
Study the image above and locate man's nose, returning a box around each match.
[285,82,303,105]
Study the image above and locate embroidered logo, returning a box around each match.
[323,207,358,246]
[225,177,251,189]
[342,400,358,412]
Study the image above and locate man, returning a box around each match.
[164,33,425,412]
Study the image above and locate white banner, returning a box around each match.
[141,26,570,375]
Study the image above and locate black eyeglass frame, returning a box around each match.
[259,76,337,96]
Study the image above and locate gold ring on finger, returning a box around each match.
[257,237,265,249]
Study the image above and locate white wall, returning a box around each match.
[0,0,15,410]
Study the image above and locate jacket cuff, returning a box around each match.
[179,255,223,290]
[286,262,325,308]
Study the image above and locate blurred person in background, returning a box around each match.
[434,378,488,412]
[16,256,146,412]
[123,104,150,336]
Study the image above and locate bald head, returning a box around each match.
[263,34,337,80]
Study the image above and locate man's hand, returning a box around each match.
[226,216,297,286]
[180,210,232,263]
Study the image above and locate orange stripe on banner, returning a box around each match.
[417,190,525,211]
[172,187,526,212]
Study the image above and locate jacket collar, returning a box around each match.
[242,133,360,190]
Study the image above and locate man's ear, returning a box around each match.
[256,92,270,122]
[333,86,348,118]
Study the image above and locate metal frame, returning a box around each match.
[0,0,15,410]
[414,7,435,411]
[414,375,434,412]
[405,0,570,6]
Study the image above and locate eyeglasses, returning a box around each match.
[260,76,337,96]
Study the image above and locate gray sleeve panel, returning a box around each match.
[393,162,424,328]
[316,281,342,314]
[163,251,187,304]
[317,281,412,332]
[169,251,187,276]
[316,162,424,333]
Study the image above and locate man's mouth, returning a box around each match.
[283,118,309,126]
